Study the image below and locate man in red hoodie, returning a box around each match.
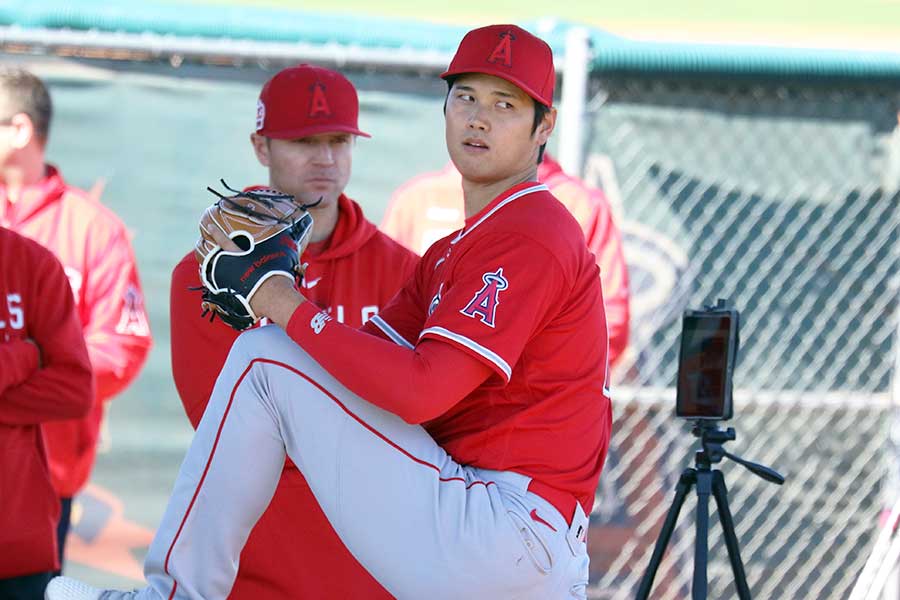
[0,226,93,597]
[169,64,418,598]
[382,155,630,366]
[0,67,153,570]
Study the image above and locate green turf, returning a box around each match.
[174,0,900,33]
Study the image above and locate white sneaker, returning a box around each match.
[44,576,141,600]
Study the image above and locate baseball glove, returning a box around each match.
[194,180,317,330]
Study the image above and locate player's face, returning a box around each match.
[445,73,555,185]
[251,132,353,208]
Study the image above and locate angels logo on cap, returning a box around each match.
[255,64,371,139]
[441,24,555,107]
[487,30,515,68]
[308,82,332,118]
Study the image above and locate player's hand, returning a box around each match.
[205,223,241,253]
[249,276,305,328]
[206,211,314,258]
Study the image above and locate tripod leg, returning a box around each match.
[693,470,712,600]
[712,470,752,600]
[636,469,697,600]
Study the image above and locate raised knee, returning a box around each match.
[228,324,311,368]
[228,324,286,361]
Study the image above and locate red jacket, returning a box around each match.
[1,166,153,496]
[0,227,93,577]
[170,194,417,599]
[382,155,630,365]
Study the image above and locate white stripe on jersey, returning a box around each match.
[370,316,415,349]
[451,184,549,244]
[419,326,512,381]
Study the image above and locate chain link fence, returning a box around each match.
[584,76,900,599]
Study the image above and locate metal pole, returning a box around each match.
[558,26,591,178]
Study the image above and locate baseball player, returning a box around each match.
[169,65,416,598]
[0,226,92,597]
[382,153,630,365]
[48,23,610,600]
[0,67,152,569]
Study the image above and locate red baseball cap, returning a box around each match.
[256,64,371,139]
[441,24,555,107]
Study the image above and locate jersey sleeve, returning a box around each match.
[170,256,241,428]
[0,339,39,394]
[363,253,429,348]
[81,224,152,402]
[419,233,568,382]
[0,247,93,425]
[582,196,630,366]
[288,303,492,424]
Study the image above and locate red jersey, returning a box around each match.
[170,194,417,599]
[0,165,152,497]
[0,227,93,577]
[381,155,630,365]
[372,182,611,514]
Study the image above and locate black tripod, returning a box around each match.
[636,421,785,600]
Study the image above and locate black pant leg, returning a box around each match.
[54,496,73,576]
[0,571,54,600]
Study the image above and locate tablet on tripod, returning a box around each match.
[676,300,739,421]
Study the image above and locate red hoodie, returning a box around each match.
[170,193,418,599]
[1,165,152,497]
[0,227,93,577]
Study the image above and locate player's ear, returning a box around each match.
[9,113,36,150]
[250,133,271,167]
[534,107,556,147]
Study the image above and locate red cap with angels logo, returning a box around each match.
[440,24,555,107]
[256,64,371,139]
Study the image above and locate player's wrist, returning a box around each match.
[250,275,305,328]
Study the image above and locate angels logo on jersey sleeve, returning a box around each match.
[460,267,508,328]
